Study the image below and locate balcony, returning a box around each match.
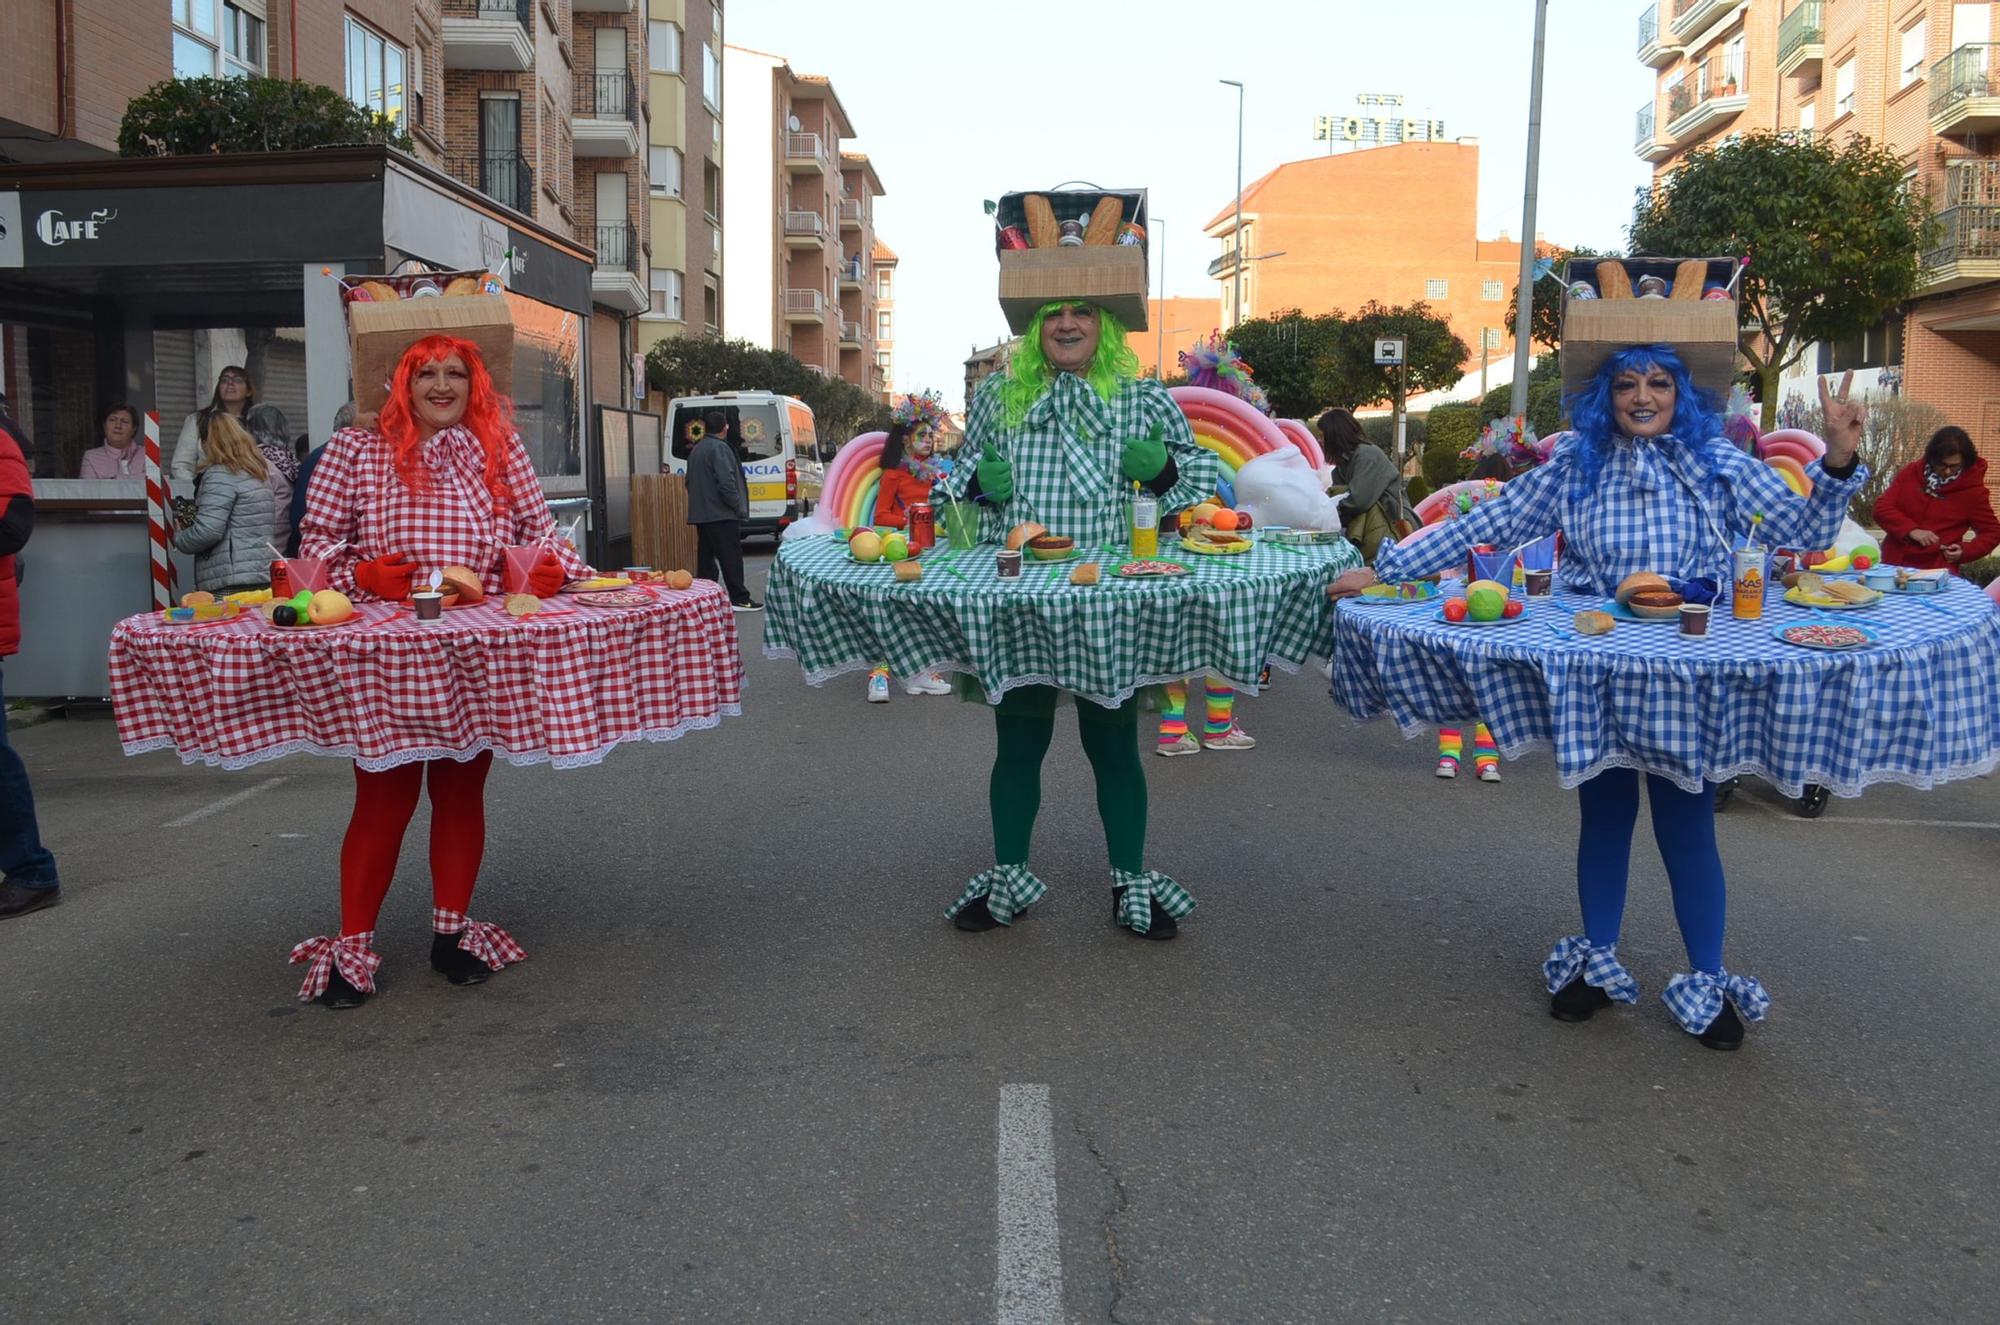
[783,132,827,174]
[1776,2,1824,80]
[1637,5,1678,69]
[574,71,639,157]
[838,254,866,289]
[783,209,827,248]
[572,0,633,10]
[1666,51,1748,140]
[442,0,532,71]
[1931,46,2000,137]
[1207,245,1240,278]
[590,223,646,313]
[1635,103,1674,162]
[838,198,865,230]
[838,319,863,348]
[1923,204,2000,293]
[1670,0,1735,41]
[447,152,533,215]
[783,288,827,323]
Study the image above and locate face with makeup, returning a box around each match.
[411,353,471,433]
[1040,303,1102,374]
[1610,362,1676,438]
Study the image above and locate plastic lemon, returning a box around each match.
[1465,578,1509,622]
[849,529,884,562]
[881,531,910,562]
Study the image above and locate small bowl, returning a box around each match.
[1860,567,1898,592]
[1026,539,1075,561]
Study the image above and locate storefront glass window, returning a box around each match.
[504,292,583,484]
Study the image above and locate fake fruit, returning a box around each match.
[1233,511,1253,531]
[287,590,314,618]
[1442,599,1469,623]
[1189,502,1221,525]
[272,605,299,626]
[1464,579,1509,622]
[1502,599,1525,619]
[882,531,910,561]
[1210,509,1239,532]
[1850,553,1873,571]
[307,589,354,625]
[849,529,884,562]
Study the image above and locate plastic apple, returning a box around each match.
[1502,599,1525,619]
[849,529,884,562]
[1233,511,1253,531]
[882,532,910,562]
[1443,598,1469,623]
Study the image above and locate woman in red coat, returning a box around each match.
[1873,426,2000,572]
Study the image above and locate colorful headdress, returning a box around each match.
[1720,384,1761,453]
[890,389,948,434]
[1178,335,1270,415]
[1461,416,1551,469]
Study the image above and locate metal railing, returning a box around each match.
[471,0,531,26]
[595,222,639,274]
[1636,103,1657,147]
[784,288,826,316]
[1931,45,2000,120]
[1672,0,1728,34]
[838,198,864,227]
[448,152,532,213]
[784,132,825,164]
[578,71,637,126]
[1638,5,1658,53]
[783,210,825,239]
[840,255,866,283]
[1667,50,1745,124]
[839,319,862,343]
[1777,2,1824,68]
[1940,159,2000,207]
[1925,205,2000,268]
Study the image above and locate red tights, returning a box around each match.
[339,752,493,936]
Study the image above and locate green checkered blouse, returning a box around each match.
[936,372,1218,546]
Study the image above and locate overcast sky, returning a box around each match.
[728,0,1657,412]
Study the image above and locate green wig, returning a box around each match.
[996,301,1142,429]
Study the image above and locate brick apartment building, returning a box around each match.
[871,237,896,401]
[1638,0,2000,503]
[1202,141,1547,395]
[640,0,723,388]
[720,44,892,398]
[1129,297,1225,380]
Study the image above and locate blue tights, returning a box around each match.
[1575,769,1725,974]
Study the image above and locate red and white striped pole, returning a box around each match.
[144,411,173,609]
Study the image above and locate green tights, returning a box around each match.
[990,686,1146,873]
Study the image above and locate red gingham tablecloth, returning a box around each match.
[108,584,745,772]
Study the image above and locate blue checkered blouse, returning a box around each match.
[1375,434,1866,597]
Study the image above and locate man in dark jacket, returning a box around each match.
[686,409,758,610]
[0,393,61,920]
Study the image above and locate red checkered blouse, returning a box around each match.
[299,425,592,599]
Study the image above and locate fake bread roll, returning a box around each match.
[439,565,486,604]
[444,275,483,297]
[1671,259,1708,300]
[359,280,401,303]
[1005,521,1049,552]
[1070,562,1101,586]
[1023,195,1059,249]
[1573,610,1616,636]
[1083,197,1123,247]
[1595,261,1634,300]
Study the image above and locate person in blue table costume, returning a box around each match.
[1346,350,1867,1050]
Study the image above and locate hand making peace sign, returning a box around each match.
[1817,370,1864,468]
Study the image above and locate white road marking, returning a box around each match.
[160,776,289,828]
[996,1083,1064,1325]
[1738,793,2000,831]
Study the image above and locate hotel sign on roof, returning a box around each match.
[1314,93,1445,148]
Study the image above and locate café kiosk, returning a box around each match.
[0,147,612,699]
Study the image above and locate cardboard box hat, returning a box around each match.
[993,186,1150,333]
[347,286,516,415]
[1559,256,1740,403]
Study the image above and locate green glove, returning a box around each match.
[1122,423,1169,483]
[976,451,1015,505]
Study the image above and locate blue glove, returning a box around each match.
[976,452,1014,505]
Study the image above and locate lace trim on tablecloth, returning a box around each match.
[760,648,1281,710]
[120,706,743,774]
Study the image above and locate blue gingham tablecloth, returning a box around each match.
[1331,578,2000,797]
[765,532,1361,707]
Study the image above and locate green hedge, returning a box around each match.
[120,76,411,156]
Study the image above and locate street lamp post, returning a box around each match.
[1510,0,1550,416]
[1221,78,1245,328]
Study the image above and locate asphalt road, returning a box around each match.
[3,551,1997,1324]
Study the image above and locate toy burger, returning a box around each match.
[1616,572,1684,620]
[1006,522,1076,560]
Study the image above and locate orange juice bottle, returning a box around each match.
[1732,513,1766,620]
[1130,485,1159,558]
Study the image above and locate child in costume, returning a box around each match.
[939,299,1217,939]
[866,392,952,701]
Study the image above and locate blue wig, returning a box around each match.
[1564,344,1723,496]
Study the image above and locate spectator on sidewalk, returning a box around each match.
[0,391,62,921]
[288,402,357,556]
[686,409,759,611]
[78,403,146,480]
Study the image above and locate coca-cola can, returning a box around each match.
[270,559,292,599]
[907,502,935,551]
[998,226,1030,250]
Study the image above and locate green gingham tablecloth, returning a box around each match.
[763,533,1363,706]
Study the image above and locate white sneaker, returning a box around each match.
[1156,734,1201,757]
[902,670,953,696]
[866,673,890,703]
[1202,727,1257,751]
[1435,759,1458,779]
[1478,764,1502,783]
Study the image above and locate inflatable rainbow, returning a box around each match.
[1274,418,1327,471]
[818,430,887,531]
[1756,428,1826,498]
[1170,385,1296,495]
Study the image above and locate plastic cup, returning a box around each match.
[996,548,1022,579]
[285,557,328,593]
[412,591,444,622]
[1524,568,1553,598]
[943,504,979,551]
[1679,602,1710,637]
[503,545,546,594]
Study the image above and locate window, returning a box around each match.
[650,146,683,196]
[1484,328,1504,350]
[409,43,425,126]
[702,44,722,110]
[877,310,892,340]
[1798,98,1815,134]
[648,20,681,74]
[650,268,684,321]
[877,269,892,300]
[173,1,264,78]
[1835,57,1856,117]
[1424,278,1449,299]
[1480,279,1503,302]
[1902,19,1929,89]
[345,16,407,125]
[703,159,721,221]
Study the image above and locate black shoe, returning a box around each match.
[1793,784,1830,819]
[1111,887,1178,941]
[1713,776,1740,812]
[0,882,61,921]
[1696,1002,1745,1051]
[952,897,1002,932]
[731,599,763,612]
[430,931,492,985]
[317,968,368,1010]
[1549,976,1614,1023]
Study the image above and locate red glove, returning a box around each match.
[524,551,567,598]
[354,553,418,602]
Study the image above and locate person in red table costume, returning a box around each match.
[1871,425,2000,573]
[294,333,591,1009]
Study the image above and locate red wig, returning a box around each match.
[377,333,517,514]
